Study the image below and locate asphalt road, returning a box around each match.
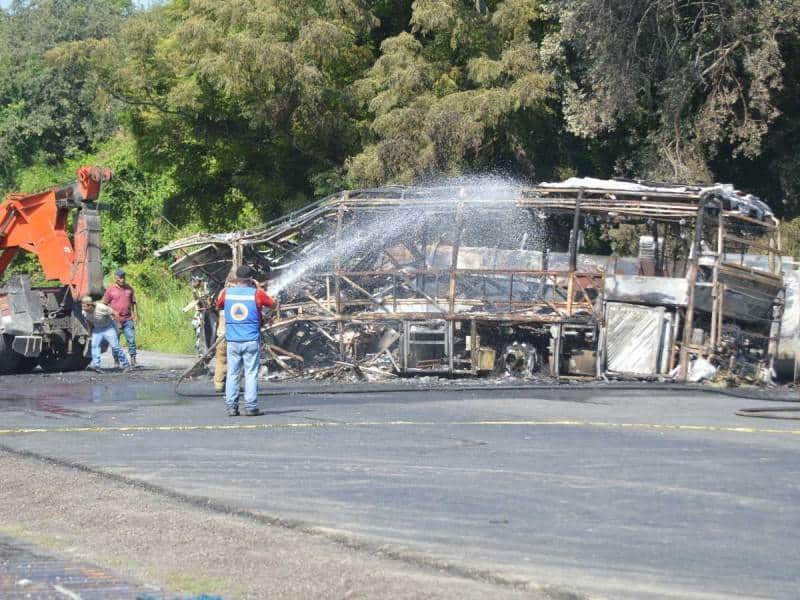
[1,356,799,599]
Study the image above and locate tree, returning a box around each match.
[49,0,800,229]
[347,0,561,186]
[552,0,800,190]
[84,0,380,228]
[0,0,133,186]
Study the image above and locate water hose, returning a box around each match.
[174,338,222,397]
[173,323,800,406]
[175,353,800,405]
[735,405,800,420]
[174,338,307,398]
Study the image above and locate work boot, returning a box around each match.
[244,408,264,417]
[114,358,120,369]
[130,355,137,368]
[214,384,225,394]
[227,407,240,417]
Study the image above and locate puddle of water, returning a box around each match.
[0,379,187,416]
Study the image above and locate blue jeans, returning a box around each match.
[120,319,136,358]
[91,324,129,368]
[225,340,260,411]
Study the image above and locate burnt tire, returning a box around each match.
[38,335,90,373]
[39,352,90,373]
[38,352,76,373]
[66,337,91,371]
[16,356,40,373]
[66,354,91,371]
[0,334,22,374]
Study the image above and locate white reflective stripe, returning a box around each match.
[225,293,256,300]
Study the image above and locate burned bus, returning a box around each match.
[158,178,798,384]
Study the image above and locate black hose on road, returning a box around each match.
[735,406,800,420]
[173,338,306,398]
[173,325,800,408]
[173,350,800,406]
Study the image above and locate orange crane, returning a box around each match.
[0,166,112,373]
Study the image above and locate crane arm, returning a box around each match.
[0,166,111,298]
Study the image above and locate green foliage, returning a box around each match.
[781,218,800,261]
[10,132,178,268]
[601,224,646,258]
[0,0,132,187]
[82,0,379,228]
[348,0,558,185]
[553,0,800,198]
[1,0,797,222]
[59,0,800,219]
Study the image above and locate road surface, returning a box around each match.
[0,354,798,598]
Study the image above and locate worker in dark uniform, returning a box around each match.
[215,265,275,416]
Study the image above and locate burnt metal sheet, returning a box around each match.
[693,264,782,323]
[776,266,800,381]
[605,303,671,376]
[537,178,774,220]
[604,275,689,306]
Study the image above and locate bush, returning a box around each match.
[781,218,800,261]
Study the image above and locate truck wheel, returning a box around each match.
[40,352,91,373]
[67,354,91,371]
[38,333,90,373]
[16,356,39,373]
[38,351,73,373]
[67,337,91,371]
[0,334,22,374]
[39,347,82,373]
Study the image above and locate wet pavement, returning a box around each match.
[0,353,799,599]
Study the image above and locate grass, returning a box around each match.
[0,524,65,552]
[164,572,242,598]
[113,260,196,355]
[781,217,800,261]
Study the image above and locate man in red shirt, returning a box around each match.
[103,268,140,367]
